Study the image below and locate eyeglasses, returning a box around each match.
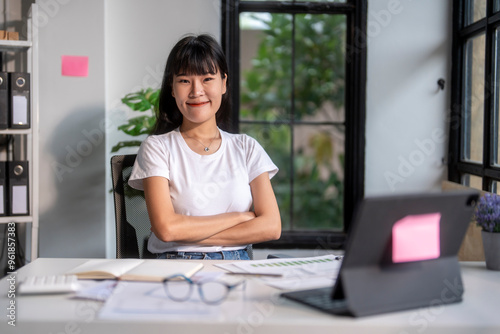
[162,274,246,305]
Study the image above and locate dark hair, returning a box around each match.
[152,34,231,135]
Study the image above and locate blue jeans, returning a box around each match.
[156,249,250,260]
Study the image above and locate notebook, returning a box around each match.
[281,190,479,317]
[66,259,203,282]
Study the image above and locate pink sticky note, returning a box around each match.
[61,55,89,77]
[392,213,441,263]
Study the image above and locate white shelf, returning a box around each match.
[0,39,32,51]
[0,216,33,223]
[0,128,32,135]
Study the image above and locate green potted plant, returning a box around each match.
[474,193,500,270]
[111,87,159,153]
[111,88,159,199]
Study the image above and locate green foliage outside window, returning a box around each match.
[240,13,346,230]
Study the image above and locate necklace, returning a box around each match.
[182,129,219,152]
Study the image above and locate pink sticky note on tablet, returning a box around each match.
[392,213,441,263]
[61,55,89,77]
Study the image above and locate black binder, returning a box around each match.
[0,72,8,129]
[7,160,29,216]
[0,161,6,216]
[8,72,30,129]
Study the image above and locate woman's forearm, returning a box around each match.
[150,211,256,243]
[196,212,281,246]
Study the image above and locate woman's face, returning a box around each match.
[172,70,227,127]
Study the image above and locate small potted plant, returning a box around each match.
[474,193,500,270]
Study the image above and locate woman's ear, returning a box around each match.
[222,74,227,94]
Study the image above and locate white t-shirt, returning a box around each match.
[128,127,278,253]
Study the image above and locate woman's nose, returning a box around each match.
[189,80,204,97]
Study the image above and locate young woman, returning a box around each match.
[128,34,281,260]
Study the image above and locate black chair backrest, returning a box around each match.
[111,154,154,259]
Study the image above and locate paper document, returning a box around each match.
[99,272,246,321]
[99,281,217,320]
[216,254,342,290]
[72,280,118,302]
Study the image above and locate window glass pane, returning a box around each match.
[462,34,485,163]
[464,0,487,26]
[240,123,292,230]
[240,13,292,121]
[462,174,483,190]
[495,0,500,12]
[240,12,272,30]
[494,28,500,166]
[294,14,346,122]
[293,125,344,230]
[240,13,346,122]
[492,181,500,194]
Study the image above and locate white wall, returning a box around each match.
[365,0,452,195]
[37,0,106,257]
[104,0,220,257]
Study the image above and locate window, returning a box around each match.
[222,0,366,248]
[450,0,500,192]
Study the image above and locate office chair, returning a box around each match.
[111,154,155,259]
[110,154,254,259]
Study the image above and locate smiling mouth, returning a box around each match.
[187,101,209,107]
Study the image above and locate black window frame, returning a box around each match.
[221,0,367,249]
[449,0,500,191]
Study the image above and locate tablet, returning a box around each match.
[281,190,479,317]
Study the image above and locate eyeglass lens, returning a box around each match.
[164,279,192,301]
[199,281,229,304]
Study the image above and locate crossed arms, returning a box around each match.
[143,172,281,246]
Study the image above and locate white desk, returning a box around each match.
[1,258,499,334]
